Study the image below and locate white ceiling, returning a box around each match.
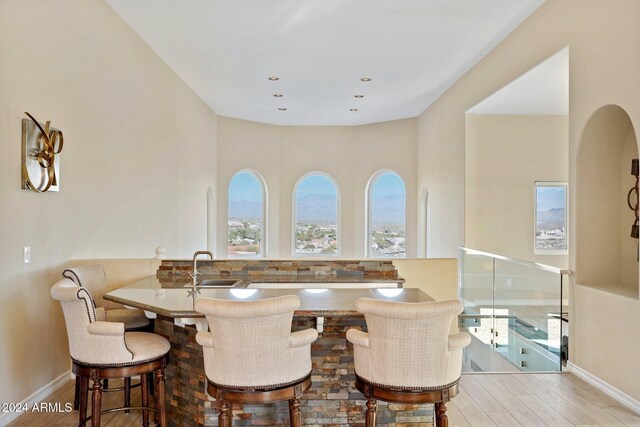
[105,0,545,126]
[468,47,569,115]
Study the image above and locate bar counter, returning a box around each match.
[105,276,435,426]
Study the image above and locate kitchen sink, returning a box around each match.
[195,279,239,288]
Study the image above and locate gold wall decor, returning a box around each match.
[21,112,64,192]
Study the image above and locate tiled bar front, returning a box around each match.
[155,314,433,426]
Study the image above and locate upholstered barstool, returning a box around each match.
[51,279,170,427]
[346,299,470,427]
[194,295,318,427]
[63,265,151,410]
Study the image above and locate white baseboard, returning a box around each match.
[567,362,640,415]
[0,370,71,426]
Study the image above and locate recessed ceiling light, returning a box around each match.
[268,76,279,81]
[273,94,283,97]
[354,95,364,98]
[349,108,359,112]
[360,77,371,82]
[278,107,287,111]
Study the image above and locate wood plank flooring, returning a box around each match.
[450,374,640,427]
[7,379,144,427]
[7,373,640,426]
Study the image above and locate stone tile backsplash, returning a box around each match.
[157,259,399,280]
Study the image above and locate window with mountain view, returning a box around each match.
[368,172,406,258]
[228,171,265,257]
[294,174,339,255]
[534,182,567,254]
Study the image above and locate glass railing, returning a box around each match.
[459,247,570,372]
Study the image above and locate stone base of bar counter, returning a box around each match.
[154,315,433,426]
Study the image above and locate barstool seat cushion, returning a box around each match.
[123,332,171,365]
[73,331,170,367]
[107,308,151,330]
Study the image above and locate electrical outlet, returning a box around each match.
[24,246,31,264]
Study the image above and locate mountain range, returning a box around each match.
[229,200,262,220]
[537,207,565,228]
[370,194,406,225]
[295,194,338,222]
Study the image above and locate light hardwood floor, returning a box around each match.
[7,379,144,427]
[7,373,640,426]
[452,373,640,427]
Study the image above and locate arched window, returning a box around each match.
[293,173,339,256]
[367,171,406,258]
[228,170,266,257]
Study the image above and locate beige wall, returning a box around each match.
[417,106,464,258]
[0,0,218,406]
[465,114,568,268]
[393,258,458,302]
[417,0,640,401]
[216,117,418,258]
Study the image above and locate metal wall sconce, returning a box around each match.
[21,112,64,193]
[628,158,639,238]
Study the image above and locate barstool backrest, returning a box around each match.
[63,264,121,310]
[355,298,464,388]
[194,295,313,389]
[51,278,132,365]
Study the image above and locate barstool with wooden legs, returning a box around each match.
[51,278,170,427]
[63,265,151,411]
[346,298,470,427]
[194,295,318,427]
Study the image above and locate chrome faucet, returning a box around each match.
[188,250,213,284]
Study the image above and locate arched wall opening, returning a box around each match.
[577,104,639,299]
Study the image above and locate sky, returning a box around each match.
[296,174,337,197]
[229,171,406,202]
[536,186,566,211]
[371,172,405,199]
[228,172,262,202]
